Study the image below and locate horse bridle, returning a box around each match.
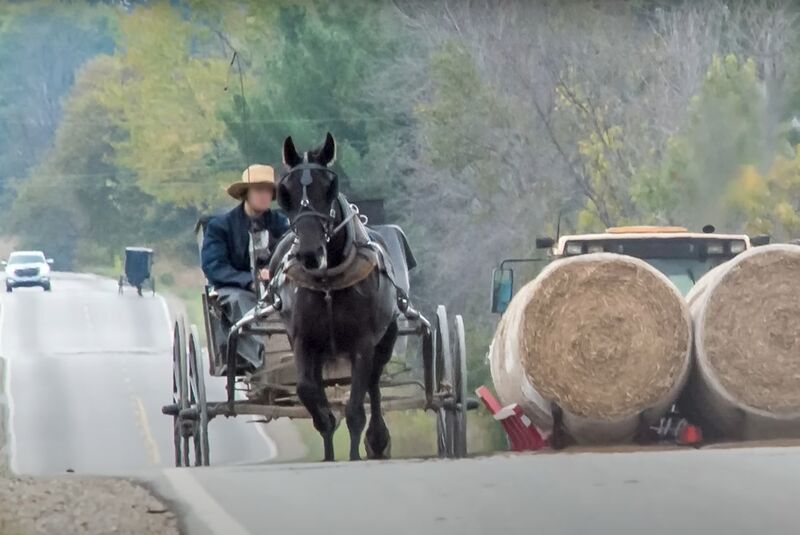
[281,155,355,243]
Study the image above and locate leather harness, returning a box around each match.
[270,159,407,356]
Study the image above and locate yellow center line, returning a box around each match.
[134,395,161,466]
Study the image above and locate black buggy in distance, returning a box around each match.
[118,247,155,297]
[162,199,475,465]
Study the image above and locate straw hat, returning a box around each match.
[227,164,276,200]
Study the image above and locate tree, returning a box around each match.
[646,54,767,229]
[100,2,233,211]
[0,1,115,209]
[727,153,800,239]
[221,1,406,200]
[9,55,147,267]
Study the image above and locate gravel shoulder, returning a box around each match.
[0,477,179,535]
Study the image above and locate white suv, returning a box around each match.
[4,251,53,292]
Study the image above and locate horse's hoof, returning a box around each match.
[365,434,391,460]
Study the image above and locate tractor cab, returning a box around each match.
[491,225,769,313]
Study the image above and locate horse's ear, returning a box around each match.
[320,132,336,167]
[283,136,301,167]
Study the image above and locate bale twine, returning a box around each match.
[489,253,692,444]
[688,244,800,439]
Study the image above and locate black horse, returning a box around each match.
[272,133,399,461]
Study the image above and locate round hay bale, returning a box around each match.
[489,253,692,444]
[688,244,800,439]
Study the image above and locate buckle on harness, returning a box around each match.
[397,293,409,313]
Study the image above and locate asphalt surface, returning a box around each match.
[150,446,800,535]
[2,272,277,476]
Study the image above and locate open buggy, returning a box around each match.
[163,198,474,465]
[118,246,155,296]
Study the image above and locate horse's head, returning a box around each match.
[278,132,339,270]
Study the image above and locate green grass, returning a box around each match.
[81,264,118,280]
[295,409,507,462]
[171,286,206,336]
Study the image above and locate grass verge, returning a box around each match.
[170,286,206,335]
[295,409,507,461]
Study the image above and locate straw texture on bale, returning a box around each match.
[689,244,800,437]
[490,253,692,442]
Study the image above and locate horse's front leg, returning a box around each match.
[365,322,397,459]
[295,341,337,461]
[345,343,373,461]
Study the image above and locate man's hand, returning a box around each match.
[247,269,270,291]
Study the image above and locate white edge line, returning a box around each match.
[162,468,252,535]
[254,420,278,461]
[161,289,278,461]
[234,388,278,461]
[157,294,174,340]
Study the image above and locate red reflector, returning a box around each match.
[678,424,702,445]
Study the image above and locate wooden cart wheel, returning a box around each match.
[151,277,157,296]
[434,305,455,458]
[118,276,124,295]
[188,325,210,466]
[451,315,469,458]
[171,319,190,467]
[421,323,434,403]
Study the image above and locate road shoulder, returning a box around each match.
[0,476,179,534]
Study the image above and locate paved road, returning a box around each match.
[151,446,800,535]
[3,272,277,476]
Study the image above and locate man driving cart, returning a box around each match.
[201,164,290,370]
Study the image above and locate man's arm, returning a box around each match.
[201,217,252,289]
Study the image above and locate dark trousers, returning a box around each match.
[215,287,262,370]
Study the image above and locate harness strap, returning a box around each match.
[330,210,357,237]
[324,289,336,357]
